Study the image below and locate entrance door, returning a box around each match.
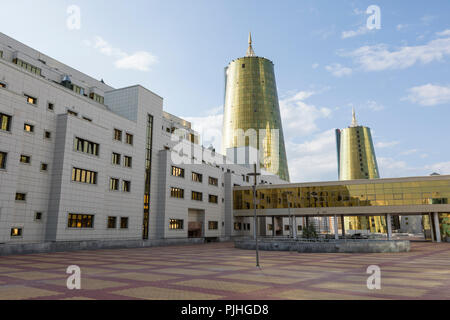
[188,209,205,238]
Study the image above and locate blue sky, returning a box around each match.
[1,0,449,182]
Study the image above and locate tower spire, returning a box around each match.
[246,32,256,57]
[351,107,358,127]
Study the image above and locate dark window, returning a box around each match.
[208,176,218,186]
[0,151,7,169]
[171,187,184,199]
[0,113,12,131]
[47,103,54,111]
[192,191,203,201]
[192,172,203,183]
[124,156,132,168]
[114,129,122,141]
[75,137,99,156]
[126,133,133,145]
[35,212,43,221]
[208,221,218,230]
[112,153,121,165]
[44,131,51,139]
[24,123,34,133]
[11,228,23,237]
[72,167,98,184]
[209,194,218,204]
[40,163,48,171]
[107,217,117,229]
[123,180,131,192]
[68,214,94,228]
[15,193,26,201]
[67,110,78,116]
[0,81,6,88]
[172,166,185,178]
[110,178,119,191]
[169,219,184,230]
[120,217,129,229]
[20,155,31,164]
[234,222,242,231]
[24,94,37,105]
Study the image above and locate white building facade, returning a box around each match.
[0,33,287,244]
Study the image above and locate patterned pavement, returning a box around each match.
[0,241,449,300]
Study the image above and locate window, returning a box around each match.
[0,81,6,88]
[107,217,117,229]
[13,58,42,76]
[0,151,7,169]
[126,133,133,145]
[24,123,34,133]
[208,177,218,186]
[192,172,203,183]
[67,110,78,116]
[0,113,12,131]
[90,93,104,104]
[244,223,251,231]
[44,131,51,139]
[208,221,218,230]
[192,191,203,201]
[75,137,99,156]
[11,228,23,237]
[209,194,218,204]
[20,155,31,164]
[25,94,37,105]
[120,217,129,229]
[234,222,242,231]
[172,166,185,178]
[124,156,132,168]
[35,212,43,221]
[123,180,131,193]
[82,117,92,122]
[47,103,54,111]
[68,214,94,229]
[71,167,97,184]
[268,224,273,231]
[15,193,26,201]
[285,225,290,231]
[112,153,121,165]
[40,163,48,171]
[171,187,184,199]
[169,219,184,230]
[114,129,122,141]
[110,178,119,191]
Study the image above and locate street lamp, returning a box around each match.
[248,163,261,268]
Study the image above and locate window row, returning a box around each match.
[68,214,130,229]
[170,187,219,203]
[107,216,129,229]
[171,166,219,187]
[0,151,49,171]
[109,178,131,192]
[112,152,132,168]
[168,219,219,230]
[113,129,134,145]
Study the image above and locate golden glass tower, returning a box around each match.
[222,33,290,181]
[336,110,385,233]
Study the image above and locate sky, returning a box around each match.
[1,0,449,182]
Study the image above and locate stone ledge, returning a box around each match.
[0,238,207,256]
[235,239,411,253]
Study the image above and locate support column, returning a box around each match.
[386,214,392,241]
[433,212,441,243]
[430,213,435,242]
[341,215,346,237]
[254,216,257,240]
[293,217,297,239]
[334,215,339,240]
[272,216,275,237]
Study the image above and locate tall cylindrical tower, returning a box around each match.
[222,34,290,181]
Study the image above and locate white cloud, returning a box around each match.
[400,149,419,156]
[343,36,450,71]
[341,26,370,39]
[115,51,157,72]
[376,141,400,149]
[312,63,319,69]
[286,130,338,182]
[436,29,450,37]
[87,36,157,72]
[366,100,385,111]
[405,84,450,106]
[325,63,352,77]
[184,107,223,152]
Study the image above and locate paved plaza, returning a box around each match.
[0,242,449,300]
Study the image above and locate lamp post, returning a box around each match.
[248,163,261,267]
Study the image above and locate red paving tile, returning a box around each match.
[0,241,448,300]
